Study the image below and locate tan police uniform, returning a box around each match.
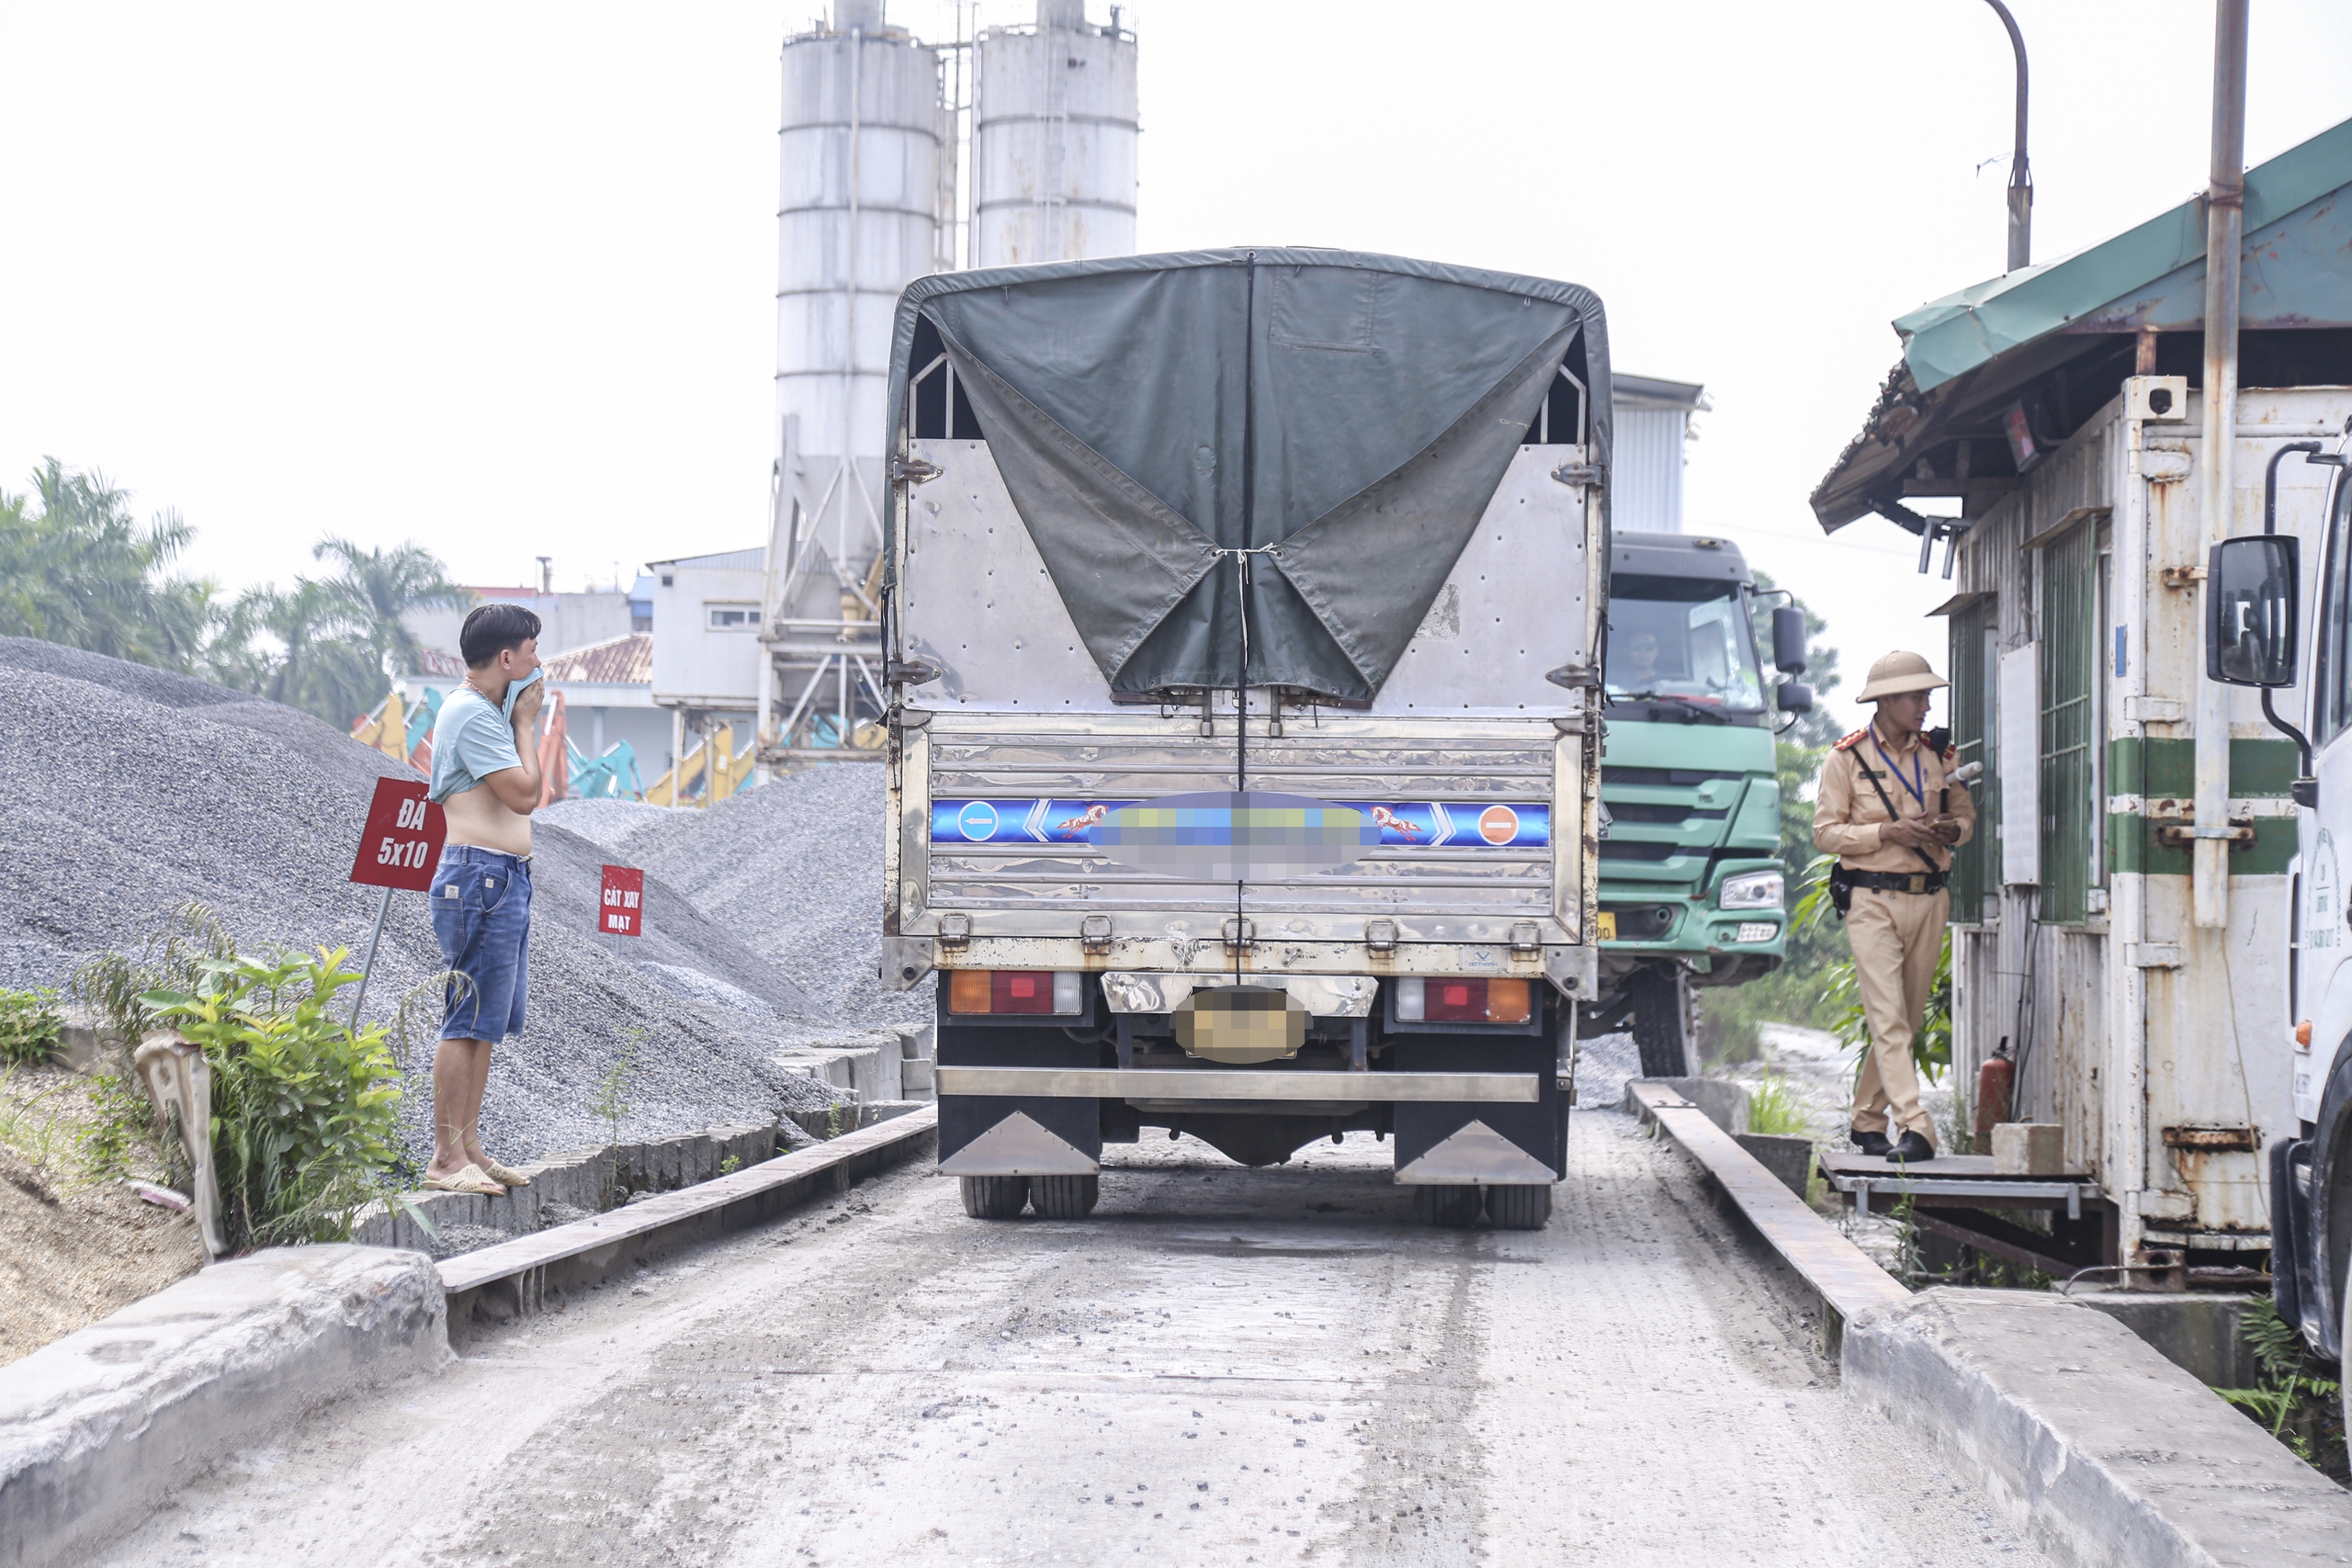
[1812,655,1976,1147]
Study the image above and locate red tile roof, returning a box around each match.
[539,632,651,686]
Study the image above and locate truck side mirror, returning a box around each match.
[1771,606,1807,674]
[2205,536,2300,687]
[1776,680,1814,715]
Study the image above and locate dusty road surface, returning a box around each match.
[99,1106,2045,1568]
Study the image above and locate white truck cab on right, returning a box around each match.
[2207,419,2352,1398]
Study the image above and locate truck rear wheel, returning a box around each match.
[1632,970,1693,1078]
[959,1175,1030,1219]
[1030,1174,1100,1219]
[1486,1184,1554,1230]
[1413,1185,1481,1227]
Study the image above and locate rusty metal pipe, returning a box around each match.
[1983,0,2032,272]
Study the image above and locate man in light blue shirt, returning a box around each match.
[422,603,546,1194]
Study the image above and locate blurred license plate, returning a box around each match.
[1596,911,1618,941]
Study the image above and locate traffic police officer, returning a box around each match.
[1813,650,1976,1163]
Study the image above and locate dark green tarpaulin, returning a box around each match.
[887,249,1611,703]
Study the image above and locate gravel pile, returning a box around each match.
[534,796,684,852]
[1571,1032,1643,1115]
[546,765,934,1036]
[0,638,861,1164]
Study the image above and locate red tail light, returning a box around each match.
[946,970,1083,1015]
[1396,977,1532,1024]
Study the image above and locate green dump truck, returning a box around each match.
[1581,530,1812,1077]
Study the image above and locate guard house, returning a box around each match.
[1811,117,2352,1280]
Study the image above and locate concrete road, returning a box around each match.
[100,1111,2047,1567]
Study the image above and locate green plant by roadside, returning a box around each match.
[2215,1298,2347,1479]
[592,1039,638,1151]
[1744,1073,1810,1137]
[719,1155,741,1176]
[1942,1081,1974,1156]
[0,987,64,1066]
[591,1034,639,1206]
[0,1070,76,1181]
[69,901,238,1077]
[139,946,409,1251]
[75,1071,156,1183]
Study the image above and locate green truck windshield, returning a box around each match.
[1605,573,1765,712]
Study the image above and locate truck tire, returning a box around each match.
[1632,970,1693,1079]
[1486,1184,1553,1230]
[959,1176,1030,1219]
[1414,1185,1481,1228]
[1030,1174,1100,1220]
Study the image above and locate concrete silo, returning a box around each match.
[970,0,1138,266]
[756,0,956,764]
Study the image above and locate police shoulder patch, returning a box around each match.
[1833,728,1871,751]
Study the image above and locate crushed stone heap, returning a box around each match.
[0,639,877,1162]
[545,765,933,1037]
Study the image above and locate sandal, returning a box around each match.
[481,1159,533,1188]
[423,1164,505,1196]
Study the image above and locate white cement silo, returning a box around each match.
[759,0,955,764]
[775,1,955,550]
[970,0,1138,267]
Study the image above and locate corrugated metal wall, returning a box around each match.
[1611,406,1687,531]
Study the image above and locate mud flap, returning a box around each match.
[936,1022,1103,1176]
[1389,1034,1564,1185]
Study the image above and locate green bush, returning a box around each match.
[70,902,236,1058]
[141,947,408,1250]
[0,987,63,1066]
[2215,1297,2347,1477]
[1744,1073,1811,1138]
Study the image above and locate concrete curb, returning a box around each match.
[1845,1289,2352,1568]
[1625,1079,1907,1353]
[1626,1080,2352,1567]
[352,1122,780,1253]
[438,1105,937,1337]
[0,1246,448,1568]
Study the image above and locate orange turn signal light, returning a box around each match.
[2296,1020,2313,1047]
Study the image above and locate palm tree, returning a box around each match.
[312,537,469,679]
[0,459,206,671]
[236,578,388,728]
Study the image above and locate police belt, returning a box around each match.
[1841,867,1949,895]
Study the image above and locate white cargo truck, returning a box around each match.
[873,249,1612,1228]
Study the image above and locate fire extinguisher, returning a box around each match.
[1974,1037,2015,1155]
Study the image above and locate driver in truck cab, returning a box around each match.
[1814,650,1976,1165]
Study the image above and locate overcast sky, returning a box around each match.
[6,0,2351,729]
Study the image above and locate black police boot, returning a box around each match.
[1850,1128,1893,1157]
[1891,1131,1935,1164]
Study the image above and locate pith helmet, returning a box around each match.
[1856,650,1950,703]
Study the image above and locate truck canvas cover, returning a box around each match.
[887,248,1611,704]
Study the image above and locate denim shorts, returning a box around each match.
[430,846,533,1043]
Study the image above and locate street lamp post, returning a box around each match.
[1984,0,2033,272]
